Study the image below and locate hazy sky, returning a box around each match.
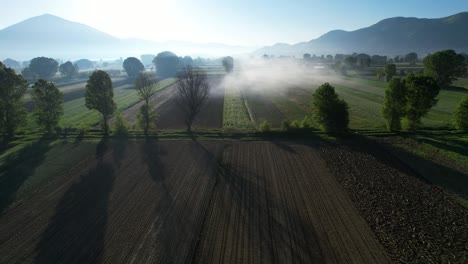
[1,0,467,46]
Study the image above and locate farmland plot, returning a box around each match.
[0,140,392,263]
[0,141,223,263]
[196,142,390,263]
[155,75,225,129]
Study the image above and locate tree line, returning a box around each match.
[0,59,213,140]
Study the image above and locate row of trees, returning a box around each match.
[303,52,423,66]
[0,62,64,137]
[380,50,468,131]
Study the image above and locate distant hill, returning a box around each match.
[255,12,468,57]
[0,14,253,60]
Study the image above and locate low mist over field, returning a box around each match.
[222,58,331,94]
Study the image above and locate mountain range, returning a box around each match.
[0,14,254,60]
[255,12,468,57]
[1,12,468,61]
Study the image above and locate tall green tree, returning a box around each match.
[123,57,145,79]
[32,80,64,133]
[134,72,158,134]
[382,78,407,131]
[222,56,234,73]
[85,70,116,135]
[405,52,418,65]
[29,57,58,79]
[311,83,349,132]
[59,61,78,79]
[153,51,181,78]
[423,50,466,88]
[0,62,28,138]
[454,95,468,131]
[384,64,397,82]
[403,75,440,131]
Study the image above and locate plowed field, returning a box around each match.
[0,140,392,263]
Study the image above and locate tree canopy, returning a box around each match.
[311,83,349,132]
[403,75,440,131]
[153,51,181,78]
[0,62,28,137]
[32,79,64,133]
[382,78,407,131]
[29,57,58,79]
[405,52,418,65]
[222,56,234,73]
[2,58,21,70]
[85,70,115,135]
[423,50,466,88]
[59,61,78,79]
[123,57,145,79]
[74,59,94,70]
[384,64,397,82]
[454,95,468,131]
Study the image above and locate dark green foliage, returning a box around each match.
[311,83,349,132]
[385,64,397,82]
[85,70,115,135]
[153,51,181,78]
[259,120,271,132]
[405,52,418,65]
[356,53,371,68]
[403,75,440,131]
[112,111,129,136]
[344,57,356,67]
[222,56,234,73]
[134,72,158,134]
[32,80,64,133]
[29,57,58,79]
[21,67,34,80]
[454,95,468,131]
[281,120,291,131]
[376,68,385,80]
[0,62,28,137]
[123,57,144,78]
[74,59,94,70]
[58,61,78,79]
[137,104,158,133]
[423,50,466,88]
[382,78,407,131]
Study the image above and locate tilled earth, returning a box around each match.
[320,141,468,263]
[0,140,390,264]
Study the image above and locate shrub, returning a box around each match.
[281,120,291,131]
[454,95,468,131]
[112,112,129,136]
[290,120,301,130]
[300,116,313,130]
[259,120,271,132]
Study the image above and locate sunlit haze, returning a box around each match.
[2,0,467,46]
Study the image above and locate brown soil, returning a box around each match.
[0,140,391,263]
[320,139,468,263]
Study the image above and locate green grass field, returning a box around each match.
[25,78,177,130]
[271,76,467,130]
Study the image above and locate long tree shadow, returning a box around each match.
[35,137,119,264]
[192,141,324,263]
[0,136,52,215]
[140,137,179,261]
